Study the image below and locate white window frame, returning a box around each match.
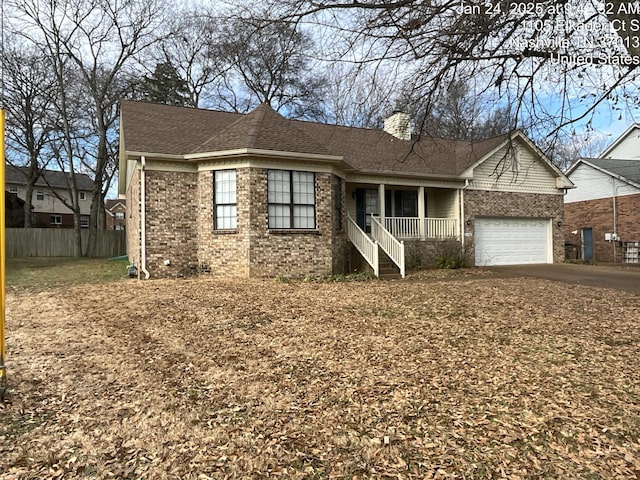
[268,170,315,229]
[50,215,62,225]
[9,185,18,194]
[36,189,44,201]
[213,170,237,230]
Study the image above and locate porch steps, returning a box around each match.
[378,248,402,280]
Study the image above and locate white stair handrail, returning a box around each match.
[371,216,405,278]
[346,215,379,277]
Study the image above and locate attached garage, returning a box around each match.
[474,217,552,266]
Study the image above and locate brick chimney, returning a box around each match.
[383,111,412,140]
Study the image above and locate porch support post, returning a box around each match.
[378,183,385,225]
[418,186,425,240]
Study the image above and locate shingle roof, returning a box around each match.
[582,158,640,185]
[105,199,126,210]
[120,101,242,155]
[120,100,509,178]
[196,103,333,156]
[6,165,93,190]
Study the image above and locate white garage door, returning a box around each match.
[475,217,551,266]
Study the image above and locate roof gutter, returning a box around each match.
[348,169,470,183]
[460,179,470,252]
[185,148,347,164]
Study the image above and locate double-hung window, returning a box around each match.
[214,170,237,230]
[268,170,315,229]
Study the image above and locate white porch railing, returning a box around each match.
[385,217,421,239]
[346,215,378,277]
[384,217,458,240]
[425,218,459,239]
[371,216,405,278]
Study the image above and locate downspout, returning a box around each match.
[460,179,470,250]
[612,178,617,263]
[140,156,150,280]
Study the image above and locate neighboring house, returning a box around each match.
[119,100,573,279]
[4,191,26,228]
[105,199,126,231]
[564,124,640,263]
[5,165,93,228]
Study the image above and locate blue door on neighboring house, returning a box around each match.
[582,228,593,261]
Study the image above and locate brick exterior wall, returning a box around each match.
[145,170,199,277]
[128,164,347,279]
[564,194,640,263]
[404,239,465,269]
[106,203,126,230]
[332,177,349,275]
[464,190,565,264]
[197,169,251,276]
[247,169,337,278]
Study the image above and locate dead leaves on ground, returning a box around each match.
[1,272,639,478]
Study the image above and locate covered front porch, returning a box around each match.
[345,181,463,278]
[346,183,461,240]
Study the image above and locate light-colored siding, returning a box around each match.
[7,183,92,215]
[469,141,559,194]
[565,163,640,203]
[602,127,640,159]
[427,189,458,218]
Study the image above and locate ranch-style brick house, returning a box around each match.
[119,100,573,279]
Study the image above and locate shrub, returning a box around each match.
[433,242,469,269]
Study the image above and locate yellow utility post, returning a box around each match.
[0,108,6,400]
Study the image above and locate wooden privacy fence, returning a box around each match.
[5,228,126,258]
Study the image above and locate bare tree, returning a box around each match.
[215,16,327,119]
[152,10,227,108]
[270,0,640,142]
[401,79,514,141]
[2,37,57,227]
[321,62,399,128]
[12,0,168,256]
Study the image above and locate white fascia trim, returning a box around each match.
[599,123,640,158]
[347,172,467,188]
[185,148,346,164]
[461,132,575,189]
[126,151,185,161]
[577,158,640,190]
[197,159,347,177]
[466,183,566,195]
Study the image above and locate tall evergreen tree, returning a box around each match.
[139,62,193,106]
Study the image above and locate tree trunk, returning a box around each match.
[86,186,105,257]
[23,182,35,228]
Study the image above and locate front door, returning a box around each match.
[582,227,593,261]
[355,188,379,232]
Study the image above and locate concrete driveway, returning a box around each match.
[487,263,640,296]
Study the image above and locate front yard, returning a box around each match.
[1,267,639,478]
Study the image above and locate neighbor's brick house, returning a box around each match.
[564,124,640,263]
[5,165,93,228]
[119,101,573,279]
[105,199,126,231]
